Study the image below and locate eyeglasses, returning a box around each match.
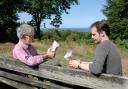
[24,34,34,38]
[28,35,34,38]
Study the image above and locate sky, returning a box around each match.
[18,0,107,28]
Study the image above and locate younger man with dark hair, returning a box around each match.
[68,21,122,75]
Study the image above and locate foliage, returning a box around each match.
[0,0,23,43]
[42,29,61,41]
[41,29,92,44]
[114,39,128,49]
[103,0,128,40]
[0,0,78,42]
[21,0,78,40]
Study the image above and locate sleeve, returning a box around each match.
[13,47,44,66]
[89,44,108,74]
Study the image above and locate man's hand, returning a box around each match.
[66,56,73,61]
[68,60,80,68]
[46,48,55,59]
[79,62,92,71]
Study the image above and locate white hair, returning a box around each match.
[16,24,34,39]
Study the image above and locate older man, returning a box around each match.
[68,21,122,76]
[13,24,54,66]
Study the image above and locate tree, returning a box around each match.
[103,0,128,40]
[0,0,23,42]
[21,0,78,40]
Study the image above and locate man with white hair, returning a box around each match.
[13,24,55,66]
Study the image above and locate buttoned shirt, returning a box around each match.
[13,40,44,66]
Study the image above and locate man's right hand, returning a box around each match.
[68,60,81,68]
[46,48,55,59]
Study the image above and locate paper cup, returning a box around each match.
[64,48,73,60]
[51,40,60,51]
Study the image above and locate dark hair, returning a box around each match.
[90,21,110,36]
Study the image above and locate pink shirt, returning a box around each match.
[13,40,44,66]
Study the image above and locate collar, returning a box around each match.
[18,40,30,49]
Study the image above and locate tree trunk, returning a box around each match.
[34,13,42,40]
[36,22,41,40]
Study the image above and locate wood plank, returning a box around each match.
[0,58,128,89]
[0,77,36,89]
[0,70,73,89]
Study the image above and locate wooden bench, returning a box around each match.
[0,58,128,89]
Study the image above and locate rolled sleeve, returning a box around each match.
[24,55,44,66]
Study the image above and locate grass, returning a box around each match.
[0,40,128,76]
[0,43,14,59]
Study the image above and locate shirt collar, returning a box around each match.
[18,40,30,49]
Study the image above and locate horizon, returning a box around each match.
[41,27,90,32]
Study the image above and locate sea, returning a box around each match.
[41,28,90,32]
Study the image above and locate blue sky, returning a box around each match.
[18,0,107,28]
